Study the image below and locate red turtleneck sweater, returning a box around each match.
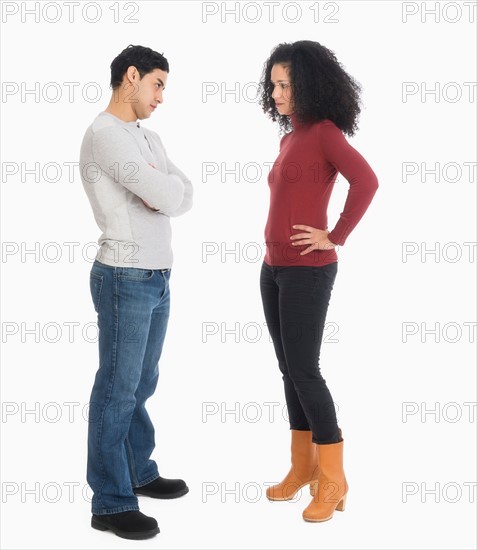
[264,114,379,266]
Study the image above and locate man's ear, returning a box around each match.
[126,65,138,84]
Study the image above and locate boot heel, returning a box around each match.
[336,494,347,512]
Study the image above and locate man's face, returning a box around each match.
[124,67,168,120]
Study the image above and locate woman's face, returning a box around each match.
[271,64,293,116]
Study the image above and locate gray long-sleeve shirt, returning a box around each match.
[79,111,193,269]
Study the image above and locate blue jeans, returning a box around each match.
[87,260,171,515]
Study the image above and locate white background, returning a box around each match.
[1,1,476,549]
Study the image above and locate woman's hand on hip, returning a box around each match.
[290,225,337,255]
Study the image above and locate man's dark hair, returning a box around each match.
[110,44,169,90]
[259,40,362,136]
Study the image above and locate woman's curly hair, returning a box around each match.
[258,40,362,136]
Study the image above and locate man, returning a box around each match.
[79,44,193,540]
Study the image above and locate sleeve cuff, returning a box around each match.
[328,219,351,247]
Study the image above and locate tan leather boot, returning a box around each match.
[302,433,348,522]
[266,429,319,501]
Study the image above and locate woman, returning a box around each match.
[258,41,379,522]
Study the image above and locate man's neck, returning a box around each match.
[104,98,137,123]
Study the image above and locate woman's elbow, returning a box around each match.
[369,170,379,194]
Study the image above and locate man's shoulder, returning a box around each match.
[90,112,124,134]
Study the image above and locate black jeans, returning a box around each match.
[260,261,340,444]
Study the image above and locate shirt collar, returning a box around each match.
[289,112,305,130]
[100,111,140,128]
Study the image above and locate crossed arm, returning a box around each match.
[92,126,192,216]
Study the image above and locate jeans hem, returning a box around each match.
[312,436,343,445]
[133,471,161,489]
[92,504,140,515]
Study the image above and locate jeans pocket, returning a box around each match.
[118,268,155,282]
[312,262,338,293]
[90,272,104,313]
[159,269,171,298]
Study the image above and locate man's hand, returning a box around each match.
[290,224,337,255]
[142,162,160,211]
[142,198,160,211]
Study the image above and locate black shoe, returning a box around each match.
[91,510,159,540]
[133,476,189,499]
